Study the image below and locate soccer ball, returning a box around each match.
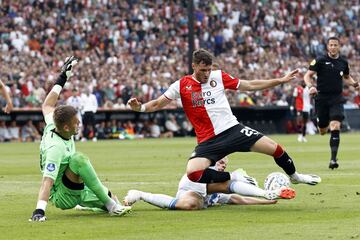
[264,172,291,191]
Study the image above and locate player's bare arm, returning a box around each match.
[30,177,54,222]
[0,79,13,114]
[37,177,54,203]
[228,195,277,205]
[343,75,359,91]
[42,56,78,116]
[127,95,172,112]
[239,69,299,91]
[304,70,318,96]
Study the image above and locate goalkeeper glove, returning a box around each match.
[55,56,79,87]
[29,209,47,222]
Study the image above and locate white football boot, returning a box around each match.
[123,190,143,206]
[231,168,259,186]
[264,186,296,200]
[290,173,321,185]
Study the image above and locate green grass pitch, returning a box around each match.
[1,133,359,240]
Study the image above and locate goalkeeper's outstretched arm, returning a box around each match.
[0,79,13,113]
[42,56,78,116]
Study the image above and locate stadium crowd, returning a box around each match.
[0,0,360,141]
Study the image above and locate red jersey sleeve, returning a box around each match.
[221,71,240,90]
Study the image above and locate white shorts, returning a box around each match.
[176,175,231,208]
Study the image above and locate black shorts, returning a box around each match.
[189,124,264,165]
[315,94,345,128]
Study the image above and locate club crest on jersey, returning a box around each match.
[46,163,56,172]
[340,71,343,76]
[210,80,217,88]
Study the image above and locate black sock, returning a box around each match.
[274,151,296,175]
[198,168,231,183]
[302,124,306,137]
[330,130,340,160]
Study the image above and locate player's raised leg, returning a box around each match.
[250,136,321,185]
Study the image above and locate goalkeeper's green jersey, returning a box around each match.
[39,112,76,195]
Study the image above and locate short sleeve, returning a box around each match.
[308,59,319,72]
[42,145,64,180]
[163,81,180,100]
[221,71,240,90]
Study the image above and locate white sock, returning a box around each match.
[290,172,300,180]
[105,199,117,211]
[141,192,177,209]
[229,180,266,197]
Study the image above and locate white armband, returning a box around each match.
[140,104,146,112]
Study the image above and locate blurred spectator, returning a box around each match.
[181,118,194,136]
[21,120,40,142]
[165,114,182,137]
[113,98,126,109]
[8,120,20,141]
[81,88,98,142]
[96,121,107,140]
[66,88,83,140]
[0,121,10,142]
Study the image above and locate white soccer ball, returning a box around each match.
[264,172,291,191]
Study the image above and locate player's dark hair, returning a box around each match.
[192,49,213,65]
[327,36,340,44]
[53,105,77,130]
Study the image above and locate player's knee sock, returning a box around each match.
[229,180,265,197]
[330,130,340,160]
[272,144,296,175]
[69,152,114,209]
[302,124,307,137]
[188,168,231,183]
[140,192,177,209]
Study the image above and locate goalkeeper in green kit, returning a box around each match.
[30,56,131,222]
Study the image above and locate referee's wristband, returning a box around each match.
[353,82,359,88]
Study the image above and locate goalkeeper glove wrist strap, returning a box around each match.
[55,73,67,87]
[33,209,45,216]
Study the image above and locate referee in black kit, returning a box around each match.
[304,36,359,169]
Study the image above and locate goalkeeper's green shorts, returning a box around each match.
[50,176,108,210]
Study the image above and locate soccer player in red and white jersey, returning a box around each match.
[293,81,311,142]
[128,49,321,187]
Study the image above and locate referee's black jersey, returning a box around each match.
[308,54,349,94]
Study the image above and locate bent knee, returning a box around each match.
[69,152,90,169]
[329,121,341,130]
[178,199,202,210]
